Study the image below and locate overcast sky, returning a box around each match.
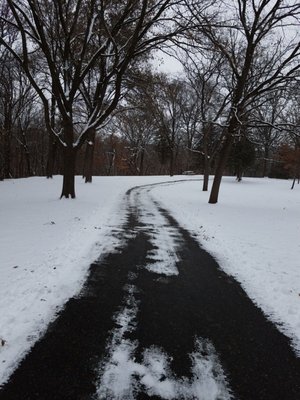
[151,50,183,75]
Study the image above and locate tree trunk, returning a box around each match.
[60,120,76,198]
[262,147,269,177]
[202,123,211,191]
[24,147,32,176]
[291,177,296,190]
[20,130,32,176]
[3,114,11,179]
[61,146,76,198]
[107,150,115,176]
[139,148,145,176]
[47,92,57,179]
[169,147,174,177]
[84,128,96,183]
[203,156,210,191]
[46,137,57,178]
[4,133,11,178]
[209,134,234,204]
[236,160,242,182]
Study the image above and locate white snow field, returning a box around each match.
[0,175,299,392]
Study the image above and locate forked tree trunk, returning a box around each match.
[209,134,234,204]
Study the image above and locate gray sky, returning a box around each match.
[151,50,183,75]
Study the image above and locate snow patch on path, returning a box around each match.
[137,190,180,276]
[97,275,232,400]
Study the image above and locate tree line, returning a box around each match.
[1,0,300,202]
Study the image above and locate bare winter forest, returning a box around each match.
[1,0,300,201]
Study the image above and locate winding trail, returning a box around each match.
[0,181,300,400]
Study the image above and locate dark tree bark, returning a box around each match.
[60,146,76,198]
[83,128,96,183]
[46,138,57,178]
[46,92,57,179]
[3,132,11,178]
[236,165,242,182]
[17,126,32,177]
[262,147,269,178]
[209,134,234,204]
[107,150,115,176]
[203,156,210,191]
[60,120,76,198]
[139,148,145,176]
[3,113,12,179]
[202,124,209,191]
[291,177,296,190]
[169,147,174,177]
[23,140,32,177]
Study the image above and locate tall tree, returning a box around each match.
[248,91,286,177]
[186,0,300,203]
[143,74,186,176]
[0,0,185,197]
[0,46,37,179]
[181,52,230,190]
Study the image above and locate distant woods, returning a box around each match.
[1,1,300,200]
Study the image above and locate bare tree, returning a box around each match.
[185,0,300,203]
[114,107,155,175]
[247,91,287,177]
[144,74,187,175]
[181,51,230,190]
[0,0,185,197]
[0,41,37,179]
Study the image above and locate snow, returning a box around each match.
[97,274,232,400]
[131,188,180,276]
[0,174,300,390]
[151,177,300,355]
[0,175,185,386]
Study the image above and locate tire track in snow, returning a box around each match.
[0,180,300,400]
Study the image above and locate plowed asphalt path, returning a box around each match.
[0,181,300,400]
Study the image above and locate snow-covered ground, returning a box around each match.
[0,175,181,386]
[0,175,299,387]
[152,177,300,354]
